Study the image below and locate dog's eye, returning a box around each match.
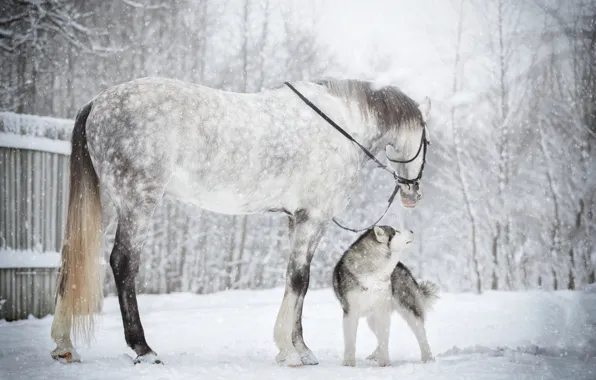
[406,241,411,244]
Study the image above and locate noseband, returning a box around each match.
[284,81,429,232]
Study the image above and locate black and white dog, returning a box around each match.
[332,226,439,366]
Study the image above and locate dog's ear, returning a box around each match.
[373,226,389,244]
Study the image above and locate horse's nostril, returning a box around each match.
[409,230,413,234]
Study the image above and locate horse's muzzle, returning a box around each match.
[401,198,418,208]
[399,188,421,208]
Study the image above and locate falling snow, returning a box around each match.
[0,0,595,378]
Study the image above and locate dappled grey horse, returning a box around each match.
[50,77,431,366]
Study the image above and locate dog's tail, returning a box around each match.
[392,262,440,321]
[419,280,440,311]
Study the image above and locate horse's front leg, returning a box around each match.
[274,211,326,366]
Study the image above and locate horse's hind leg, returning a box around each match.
[50,297,79,362]
[111,203,162,364]
[274,212,326,366]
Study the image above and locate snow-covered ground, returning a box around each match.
[0,249,61,268]
[1,288,595,380]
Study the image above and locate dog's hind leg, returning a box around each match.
[396,306,433,362]
[365,309,391,366]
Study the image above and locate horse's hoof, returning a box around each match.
[133,352,163,365]
[51,349,81,363]
[299,349,319,365]
[342,358,356,367]
[422,355,435,363]
[276,349,303,367]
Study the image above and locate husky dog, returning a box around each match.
[332,226,439,367]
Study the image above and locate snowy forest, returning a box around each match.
[0,0,594,294]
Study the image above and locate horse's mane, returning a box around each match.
[314,79,423,133]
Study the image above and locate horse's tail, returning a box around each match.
[54,101,103,343]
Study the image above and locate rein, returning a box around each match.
[284,82,428,233]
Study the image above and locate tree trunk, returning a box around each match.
[16,46,27,114]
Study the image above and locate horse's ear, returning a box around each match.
[418,97,431,123]
[373,226,389,244]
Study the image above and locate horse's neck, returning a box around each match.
[317,89,392,158]
[289,82,394,166]
[337,102,397,167]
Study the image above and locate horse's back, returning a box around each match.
[84,78,284,211]
[83,77,357,216]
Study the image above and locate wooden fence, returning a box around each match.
[0,112,72,320]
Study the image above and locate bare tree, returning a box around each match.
[0,0,114,113]
[450,0,482,293]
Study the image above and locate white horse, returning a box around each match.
[50,77,431,366]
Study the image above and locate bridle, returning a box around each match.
[386,126,429,188]
[284,82,429,232]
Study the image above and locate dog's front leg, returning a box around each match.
[342,312,359,366]
[366,310,392,366]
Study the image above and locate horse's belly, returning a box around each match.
[165,167,287,215]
